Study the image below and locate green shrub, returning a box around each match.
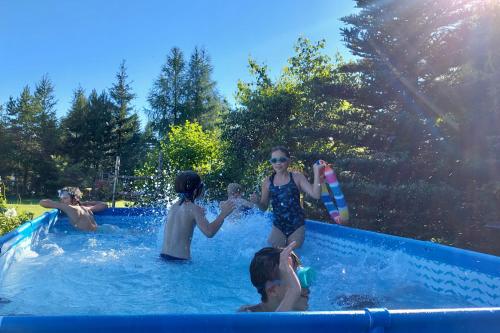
[0,210,34,236]
[0,181,35,236]
[133,121,227,206]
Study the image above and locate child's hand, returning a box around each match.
[275,241,302,312]
[279,241,297,276]
[313,162,325,175]
[220,200,235,217]
[279,241,301,290]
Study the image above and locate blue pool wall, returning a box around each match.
[306,221,500,306]
[0,208,499,333]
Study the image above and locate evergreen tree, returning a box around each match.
[6,87,39,195]
[0,104,13,178]
[86,89,114,172]
[60,88,115,187]
[61,87,89,164]
[2,78,60,195]
[147,47,187,137]
[32,76,60,194]
[185,47,228,129]
[109,61,142,174]
[337,0,499,250]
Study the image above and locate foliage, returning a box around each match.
[109,61,143,175]
[61,88,114,178]
[0,181,7,214]
[165,121,225,175]
[147,47,228,138]
[1,8,499,255]
[223,37,369,212]
[1,77,60,196]
[133,121,227,205]
[147,47,187,137]
[0,183,34,235]
[336,0,499,252]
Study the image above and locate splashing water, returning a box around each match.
[0,204,475,315]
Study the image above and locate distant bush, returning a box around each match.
[0,182,35,236]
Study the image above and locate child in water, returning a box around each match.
[161,171,235,261]
[220,183,255,215]
[239,241,310,312]
[252,146,323,248]
[39,186,108,232]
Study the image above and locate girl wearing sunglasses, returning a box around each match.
[251,146,323,248]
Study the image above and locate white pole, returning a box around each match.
[111,156,120,208]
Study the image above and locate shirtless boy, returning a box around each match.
[39,187,107,232]
[161,171,235,261]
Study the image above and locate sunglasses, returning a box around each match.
[269,157,289,164]
[57,190,71,198]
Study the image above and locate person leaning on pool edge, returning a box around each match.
[39,186,108,232]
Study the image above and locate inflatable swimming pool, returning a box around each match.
[0,208,499,332]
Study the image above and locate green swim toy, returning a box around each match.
[296,266,316,288]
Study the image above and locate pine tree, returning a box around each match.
[0,104,13,178]
[109,61,142,174]
[86,89,114,172]
[2,78,60,195]
[32,76,60,194]
[147,47,187,137]
[5,87,39,194]
[337,0,498,248]
[184,47,227,129]
[61,87,89,164]
[61,88,115,183]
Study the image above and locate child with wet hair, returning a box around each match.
[39,186,108,231]
[161,171,235,261]
[239,242,310,312]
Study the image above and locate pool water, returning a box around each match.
[0,206,482,315]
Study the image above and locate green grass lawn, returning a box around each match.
[6,199,131,218]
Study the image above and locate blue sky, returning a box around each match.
[0,0,356,123]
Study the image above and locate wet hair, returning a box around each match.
[271,146,290,158]
[175,171,203,205]
[227,183,243,196]
[249,247,300,302]
[59,186,82,205]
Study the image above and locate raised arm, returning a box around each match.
[295,163,323,200]
[193,201,235,238]
[276,241,302,312]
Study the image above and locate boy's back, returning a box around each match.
[161,201,198,260]
[161,170,235,261]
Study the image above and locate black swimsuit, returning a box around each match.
[160,253,188,261]
[269,172,305,237]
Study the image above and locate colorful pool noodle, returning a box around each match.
[317,160,349,223]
